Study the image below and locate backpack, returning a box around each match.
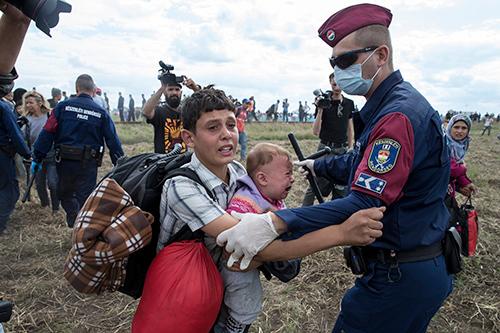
[104,146,214,299]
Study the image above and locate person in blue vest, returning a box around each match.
[0,1,32,236]
[32,74,124,227]
[217,4,453,333]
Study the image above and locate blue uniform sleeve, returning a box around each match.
[102,113,124,165]
[276,191,382,240]
[3,106,31,158]
[314,151,354,186]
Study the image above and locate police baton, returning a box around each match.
[22,168,38,203]
[288,133,331,204]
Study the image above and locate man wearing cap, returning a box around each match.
[47,88,62,109]
[142,75,200,154]
[93,87,107,111]
[217,3,453,333]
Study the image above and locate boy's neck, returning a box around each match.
[194,152,231,184]
[213,166,230,184]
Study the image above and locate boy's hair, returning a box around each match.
[181,88,235,132]
[246,143,291,177]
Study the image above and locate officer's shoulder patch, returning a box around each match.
[367,138,401,174]
[355,173,387,195]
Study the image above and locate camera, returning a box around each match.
[313,89,332,109]
[6,0,72,37]
[157,61,184,86]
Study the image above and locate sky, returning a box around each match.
[10,0,500,116]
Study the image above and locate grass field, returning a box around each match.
[0,122,498,332]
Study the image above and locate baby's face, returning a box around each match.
[260,155,295,201]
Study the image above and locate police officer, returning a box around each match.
[0,1,32,235]
[217,4,453,333]
[32,74,124,227]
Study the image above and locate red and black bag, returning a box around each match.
[455,197,479,257]
[131,240,223,333]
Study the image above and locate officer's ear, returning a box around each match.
[375,45,390,67]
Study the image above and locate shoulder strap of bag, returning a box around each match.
[164,167,215,245]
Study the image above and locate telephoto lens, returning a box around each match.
[5,0,72,36]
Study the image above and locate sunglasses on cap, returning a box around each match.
[329,46,379,70]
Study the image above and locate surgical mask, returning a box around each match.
[334,50,381,96]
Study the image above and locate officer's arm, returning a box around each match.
[103,114,124,165]
[142,86,164,120]
[313,151,354,186]
[3,106,30,158]
[33,107,61,161]
[276,113,415,239]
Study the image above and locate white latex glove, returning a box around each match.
[293,159,316,177]
[216,211,279,270]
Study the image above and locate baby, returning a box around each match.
[216,143,300,333]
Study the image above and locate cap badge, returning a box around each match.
[326,29,335,41]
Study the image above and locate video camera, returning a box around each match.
[157,61,184,86]
[5,0,72,37]
[313,89,332,109]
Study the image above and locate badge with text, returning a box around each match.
[368,138,400,174]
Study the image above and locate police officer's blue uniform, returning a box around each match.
[0,99,31,234]
[33,93,123,227]
[276,70,453,333]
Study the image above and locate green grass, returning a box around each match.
[114,122,153,145]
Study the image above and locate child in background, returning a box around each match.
[218,143,300,333]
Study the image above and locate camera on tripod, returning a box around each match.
[157,61,184,86]
[313,89,332,109]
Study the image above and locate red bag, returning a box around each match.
[456,197,479,257]
[132,240,223,333]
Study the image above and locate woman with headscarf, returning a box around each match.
[22,91,60,213]
[445,114,477,202]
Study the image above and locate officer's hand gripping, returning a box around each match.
[293,159,315,178]
[216,211,279,270]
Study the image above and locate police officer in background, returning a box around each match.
[0,1,32,235]
[217,4,453,333]
[32,74,124,227]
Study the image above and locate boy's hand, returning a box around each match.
[338,207,385,246]
[216,211,278,270]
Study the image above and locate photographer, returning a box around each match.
[0,1,32,236]
[143,63,201,154]
[302,72,354,206]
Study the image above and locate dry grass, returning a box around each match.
[0,123,498,332]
